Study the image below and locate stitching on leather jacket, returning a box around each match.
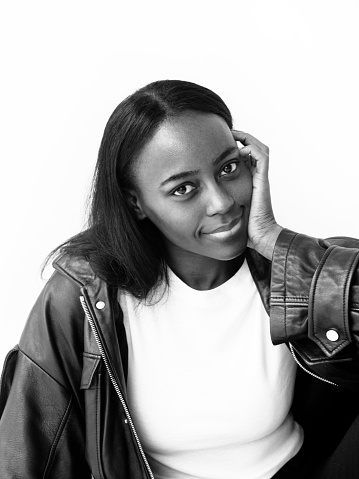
[343,249,359,319]
[19,348,70,391]
[284,233,298,339]
[309,246,350,355]
[54,262,87,286]
[309,246,335,348]
[309,247,359,356]
[271,295,309,300]
[43,396,73,477]
[95,380,104,479]
[341,254,357,340]
[81,353,101,390]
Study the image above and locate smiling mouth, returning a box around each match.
[203,215,243,240]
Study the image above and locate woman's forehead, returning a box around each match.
[136,112,236,174]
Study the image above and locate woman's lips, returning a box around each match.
[203,215,242,240]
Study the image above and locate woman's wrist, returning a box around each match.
[252,224,283,260]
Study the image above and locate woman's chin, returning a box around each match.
[208,237,248,262]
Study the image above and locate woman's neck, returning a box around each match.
[165,246,245,291]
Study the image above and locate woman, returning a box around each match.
[0,80,359,478]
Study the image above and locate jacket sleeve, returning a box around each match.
[270,228,359,368]
[0,271,91,478]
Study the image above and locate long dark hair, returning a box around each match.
[47,80,233,298]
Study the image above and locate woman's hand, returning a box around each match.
[232,130,283,260]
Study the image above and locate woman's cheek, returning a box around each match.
[143,202,188,239]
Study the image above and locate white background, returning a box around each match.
[1,0,358,366]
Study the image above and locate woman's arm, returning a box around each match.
[271,229,359,360]
[233,131,359,386]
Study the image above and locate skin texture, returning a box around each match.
[128,112,253,290]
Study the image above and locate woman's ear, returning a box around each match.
[125,189,147,220]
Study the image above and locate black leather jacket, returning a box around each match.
[1,229,359,478]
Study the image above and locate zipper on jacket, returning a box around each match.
[289,343,338,387]
[80,295,155,479]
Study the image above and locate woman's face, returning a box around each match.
[130,112,252,263]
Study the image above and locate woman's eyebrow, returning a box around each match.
[159,146,239,188]
[212,146,238,167]
[159,169,199,188]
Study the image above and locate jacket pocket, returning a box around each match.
[80,352,104,479]
[80,352,101,390]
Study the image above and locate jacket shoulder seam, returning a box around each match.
[18,347,70,393]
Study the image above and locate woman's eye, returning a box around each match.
[220,161,238,177]
[173,184,196,196]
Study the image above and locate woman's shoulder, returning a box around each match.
[17,253,107,390]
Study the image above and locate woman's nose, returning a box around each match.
[205,185,235,216]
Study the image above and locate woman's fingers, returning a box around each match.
[232,130,269,155]
[238,144,266,159]
[232,130,281,260]
[238,144,269,175]
[233,130,269,175]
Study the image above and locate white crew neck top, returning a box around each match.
[119,259,303,479]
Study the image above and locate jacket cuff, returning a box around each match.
[270,228,359,360]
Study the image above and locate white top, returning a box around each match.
[120,259,303,479]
